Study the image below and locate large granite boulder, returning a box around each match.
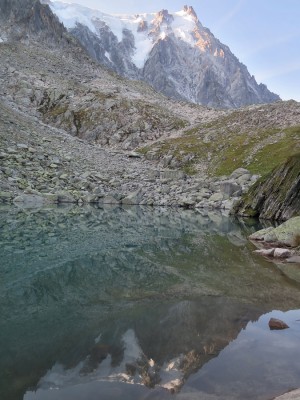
[249,217,300,247]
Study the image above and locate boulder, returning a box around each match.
[230,168,250,179]
[250,217,300,247]
[42,193,58,203]
[249,227,275,241]
[122,191,142,205]
[13,194,46,206]
[0,191,13,202]
[208,193,224,202]
[57,191,76,203]
[179,197,196,207]
[101,195,120,205]
[268,318,289,330]
[273,248,293,258]
[219,181,242,197]
[160,170,185,180]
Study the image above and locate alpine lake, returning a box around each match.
[1,204,300,400]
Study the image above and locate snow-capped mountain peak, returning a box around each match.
[48,1,280,108]
[48,2,205,67]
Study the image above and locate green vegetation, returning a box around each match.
[244,126,300,175]
[139,120,300,177]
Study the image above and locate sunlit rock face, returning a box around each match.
[48,1,280,108]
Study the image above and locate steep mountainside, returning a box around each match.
[47,2,280,108]
[233,154,300,220]
[0,0,71,45]
[0,0,299,216]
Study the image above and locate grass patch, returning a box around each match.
[139,123,300,178]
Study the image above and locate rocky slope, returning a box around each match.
[0,0,299,214]
[233,154,300,220]
[140,101,300,177]
[0,98,258,210]
[47,1,280,108]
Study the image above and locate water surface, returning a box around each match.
[1,205,300,400]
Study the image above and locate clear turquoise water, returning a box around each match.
[1,205,300,400]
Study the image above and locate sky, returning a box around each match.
[56,0,300,101]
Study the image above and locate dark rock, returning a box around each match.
[233,154,300,220]
[0,0,70,45]
[269,318,289,330]
[125,363,137,376]
[90,344,109,364]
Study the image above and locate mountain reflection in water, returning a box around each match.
[1,205,300,400]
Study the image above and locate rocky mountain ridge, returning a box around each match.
[0,0,71,45]
[47,1,280,108]
[0,0,299,218]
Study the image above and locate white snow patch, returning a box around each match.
[160,31,167,40]
[132,37,153,68]
[51,2,154,67]
[50,2,100,33]
[121,329,142,361]
[50,3,201,67]
[105,51,111,62]
[0,34,7,43]
[32,329,143,392]
[104,13,153,67]
[172,13,197,46]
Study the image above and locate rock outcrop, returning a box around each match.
[248,217,300,267]
[233,154,300,220]
[249,217,300,247]
[0,0,70,46]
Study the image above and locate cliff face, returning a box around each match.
[233,154,300,220]
[0,0,71,46]
[70,23,140,79]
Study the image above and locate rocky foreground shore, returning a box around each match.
[249,217,300,266]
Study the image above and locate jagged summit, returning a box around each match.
[0,0,280,109]
[46,1,279,108]
[154,9,174,25]
[183,5,198,21]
